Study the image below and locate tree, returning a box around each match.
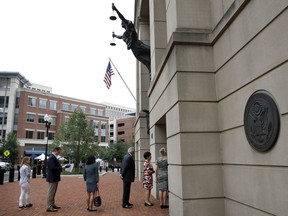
[99,141,131,162]
[53,109,95,167]
[0,132,20,164]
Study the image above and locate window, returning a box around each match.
[50,101,57,110]
[65,116,69,123]
[101,136,106,142]
[39,99,47,108]
[26,131,33,139]
[62,103,69,111]
[98,109,103,116]
[71,104,78,111]
[15,97,20,108]
[27,113,35,122]
[0,79,10,88]
[80,106,86,113]
[38,115,45,123]
[101,123,106,129]
[90,108,96,115]
[48,132,54,140]
[118,131,125,135]
[0,96,9,108]
[118,123,125,127]
[37,131,45,139]
[50,116,56,125]
[93,120,99,129]
[28,97,36,107]
[0,113,7,125]
[0,130,6,138]
[14,113,18,124]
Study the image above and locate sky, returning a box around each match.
[0,0,136,109]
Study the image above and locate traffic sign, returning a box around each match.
[3,150,10,157]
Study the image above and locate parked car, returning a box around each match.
[0,161,10,171]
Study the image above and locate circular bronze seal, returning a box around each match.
[244,91,280,152]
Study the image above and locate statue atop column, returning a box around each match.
[112,3,151,73]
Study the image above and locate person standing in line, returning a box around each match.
[46,147,69,212]
[83,155,99,212]
[155,147,169,208]
[19,156,33,209]
[120,147,135,208]
[143,151,155,206]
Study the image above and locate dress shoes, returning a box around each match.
[26,203,33,208]
[123,204,132,209]
[46,207,58,212]
[144,201,153,206]
[52,205,61,209]
[89,209,97,211]
[128,202,133,206]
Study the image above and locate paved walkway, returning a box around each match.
[0,171,169,216]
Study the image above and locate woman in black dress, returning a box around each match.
[83,155,99,211]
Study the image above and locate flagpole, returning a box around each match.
[108,57,136,101]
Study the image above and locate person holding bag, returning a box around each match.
[83,155,99,211]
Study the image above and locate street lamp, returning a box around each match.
[43,114,51,178]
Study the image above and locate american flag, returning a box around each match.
[103,61,115,89]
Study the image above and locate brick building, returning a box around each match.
[0,72,109,160]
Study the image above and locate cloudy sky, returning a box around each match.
[0,0,136,109]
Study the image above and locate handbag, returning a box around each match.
[93,188,102,207]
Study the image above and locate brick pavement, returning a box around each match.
[0,171,169,216]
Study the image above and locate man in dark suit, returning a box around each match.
[46,147,68,212]
[120,147,135,208]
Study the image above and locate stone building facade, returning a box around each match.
[134,0,288,215]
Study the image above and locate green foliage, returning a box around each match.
[97,141,131,162]
[0,132,20,164]
[52,109,96,166]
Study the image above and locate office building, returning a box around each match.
[0,72,109,158]
[103,103,136,144]
[134,0,288,215]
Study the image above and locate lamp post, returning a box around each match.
[43,114,51,178]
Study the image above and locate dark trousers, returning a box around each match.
[122,180,131,207]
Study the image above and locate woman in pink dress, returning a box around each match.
[142,151,154,206]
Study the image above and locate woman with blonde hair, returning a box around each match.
[19,156,33,209]
[155,147,169,208]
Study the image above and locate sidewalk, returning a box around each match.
[0,171,169,216]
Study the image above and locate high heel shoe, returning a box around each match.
[144,201,153,206]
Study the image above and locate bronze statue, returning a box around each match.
[112,3,151,73]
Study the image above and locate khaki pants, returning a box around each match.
[47,182,58,209]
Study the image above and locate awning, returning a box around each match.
[24,150,49,156]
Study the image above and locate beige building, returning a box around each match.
[134,0,288,215]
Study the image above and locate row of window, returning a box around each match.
[26,130,55,140]
[106,106,133,113]
[27,113,57,125]
[25,130,107,142]
[91,120,107,129]
[28,97,104,116]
